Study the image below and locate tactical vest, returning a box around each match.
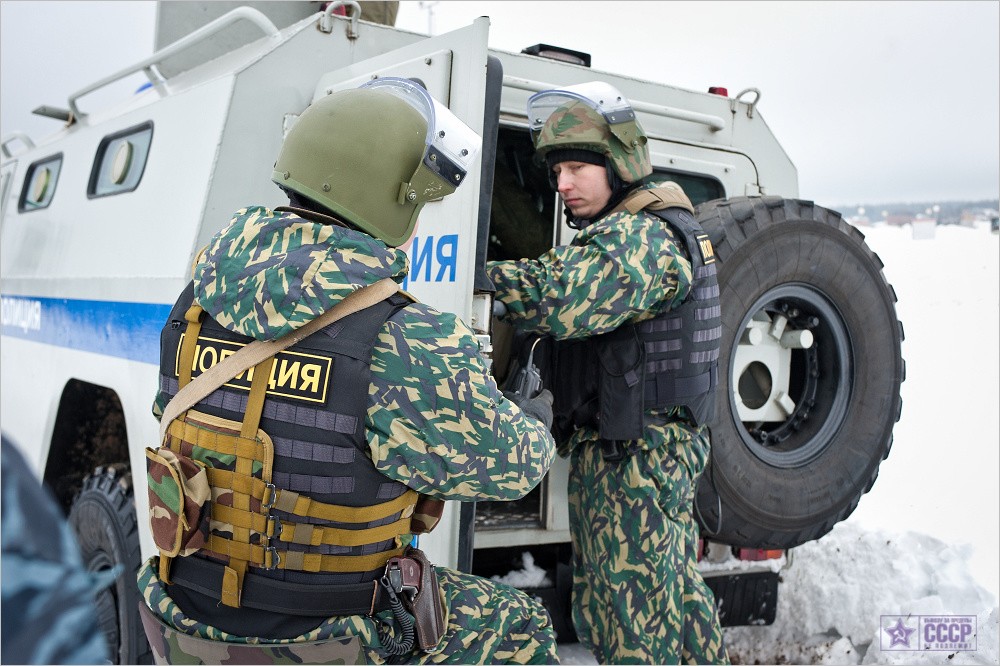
[552,188,722,440]
[150,281,426,617]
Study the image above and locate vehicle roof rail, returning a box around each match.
[67,6,280,122]
[503,75,727,132]
[1,133,35,159]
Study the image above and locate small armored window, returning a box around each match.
[651,170,724,207]
[18,153,63,212]
[88,122,153,198]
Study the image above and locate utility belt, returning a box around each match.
[149,546,446,662]
[593,407,697,463]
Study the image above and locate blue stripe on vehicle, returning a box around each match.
[1,294,171,364]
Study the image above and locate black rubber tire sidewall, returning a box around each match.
[694,197,904,548]
[68,468,151,664]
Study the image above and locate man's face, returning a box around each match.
[552,160,612,220]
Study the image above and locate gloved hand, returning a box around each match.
[516,389,553,431]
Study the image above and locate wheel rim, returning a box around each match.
[728,283,853,468]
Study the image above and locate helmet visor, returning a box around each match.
[527,81,635,141]
[361,77,481,192]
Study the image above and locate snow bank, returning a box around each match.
[723,522,998,664]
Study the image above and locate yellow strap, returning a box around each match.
[211,503,413,547]
[158,554,173,585]
[272,487,418,524]
[206,467,417,523]
[159,277,399,444]
[177,305,204,389]
[220,562,244,608]
[206,535,405,573]
[167,419,268,461]
[241,357,273,440]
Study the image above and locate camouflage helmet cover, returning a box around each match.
[529,81,652,183]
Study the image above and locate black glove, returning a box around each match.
[516,389,554,431]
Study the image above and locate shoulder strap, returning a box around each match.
[611,182,695,216]
[159,277,399,442]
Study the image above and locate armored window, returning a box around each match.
[18,153,63,212]
[650,170,724,207]
[88,122,153,198]
[487,127,558,263]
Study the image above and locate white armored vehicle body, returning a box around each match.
[1,4,904,661]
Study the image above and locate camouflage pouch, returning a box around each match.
[145,447,211,557]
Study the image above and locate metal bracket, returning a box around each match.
[731,88,761,119]
[319,1,362,39]
[1,133,35,159]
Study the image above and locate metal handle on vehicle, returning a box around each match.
[732,88,761,119]
[67,7,280,120]
[319,1,361,39]
[1,133,35,159]
[502,75,726,132]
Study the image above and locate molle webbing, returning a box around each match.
[161,406,414,602]
[636,206,721,424]
[550,189,722,438]
[161,297,417,608]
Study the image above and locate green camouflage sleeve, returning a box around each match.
[366,303,556,501]
[487,210,693,339]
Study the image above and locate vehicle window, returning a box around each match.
[18,154,63,212]
[488,127,558,262]
[649,169,724,207]
[88,122,153,198]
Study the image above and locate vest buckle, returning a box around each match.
[600,439,626,462]
[262,482,278,510]
[265,545,281,571]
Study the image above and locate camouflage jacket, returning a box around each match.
[156,206,555,501]
[487,185,696,452]
[1,437,114,664]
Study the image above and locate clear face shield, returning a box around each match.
[360,77,482,205]
[527,81,640,151]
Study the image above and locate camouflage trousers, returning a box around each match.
[567,425,729,664]
[138,558,558,664]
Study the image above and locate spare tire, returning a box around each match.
[693,197,905,549]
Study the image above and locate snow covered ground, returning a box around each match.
[556,222,1000,665]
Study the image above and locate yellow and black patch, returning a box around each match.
[695,233,716,265]
[175,334,331,404]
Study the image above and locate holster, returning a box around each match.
[401,548,446,652]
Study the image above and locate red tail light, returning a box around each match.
[737,547,784,561]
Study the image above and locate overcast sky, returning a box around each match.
[1,0,997,208]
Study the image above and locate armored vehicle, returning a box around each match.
[1,3,904,661]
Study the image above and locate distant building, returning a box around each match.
[960,208,1000,228]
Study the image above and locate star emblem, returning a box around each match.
[886,618,916,648]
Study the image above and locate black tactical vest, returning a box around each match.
[156,282,415,623]
[551,206,721,441]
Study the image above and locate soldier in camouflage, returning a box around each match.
[488,82,729,664]
[1,436,114,665]
[139,78,559,664]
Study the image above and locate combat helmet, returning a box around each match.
[272,78,481,246]
[528,81,652,186]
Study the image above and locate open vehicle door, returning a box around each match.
[310,18,496,570]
